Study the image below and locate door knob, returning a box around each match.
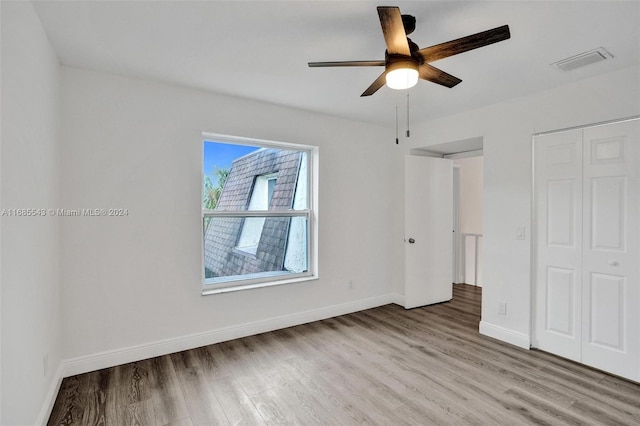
[408,238,415,244]
[608,260,620,266]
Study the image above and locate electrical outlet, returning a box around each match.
[498,302,507,315]
[348,280,354,290]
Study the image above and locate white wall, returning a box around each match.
[454,157,483,235]
[399,64,640,348]
[60,67,400,365]
[0,2,63,425]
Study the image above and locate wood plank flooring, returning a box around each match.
[48,284,640,425]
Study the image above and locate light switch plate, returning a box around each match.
[498,302,507,315]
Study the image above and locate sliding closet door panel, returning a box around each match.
[582,119,639,381]
[533,129,583,361]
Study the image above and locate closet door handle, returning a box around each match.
[608,260,620,267]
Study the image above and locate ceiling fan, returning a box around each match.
[308,6,511,96]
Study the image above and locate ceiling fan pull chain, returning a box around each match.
[406,93,411,138]
[395,105,399,144]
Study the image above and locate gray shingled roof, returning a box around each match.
[204,148,303,280]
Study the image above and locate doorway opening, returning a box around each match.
[410,137,484,288]
[452,155,484,286]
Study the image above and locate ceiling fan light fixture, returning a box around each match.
[308,7,511,96]
[385,59,419,90]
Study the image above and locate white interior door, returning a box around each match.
[534,129,584,362]
[452,166,461,283]
[581,120,639,380]
[534,118,639,381]
[404,155,453,309]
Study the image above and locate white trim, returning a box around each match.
[532,115,639,137]
[530,133,538,347]
[35,363,64,426]
[479,321,531,350]
[408,148,443,158]
[201,134,319,294]
[202,132,316,153]
[390,292,406,307]
[443,149,484,159]
[62,294,394,377]
[204,209,310,218]
[203,274,317,295]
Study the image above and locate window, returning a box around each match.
[236,173,277,255]
[202,133,317,294]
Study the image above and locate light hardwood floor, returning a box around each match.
[48,284,640,425]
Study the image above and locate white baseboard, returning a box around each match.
[62,293,395,377]
[390,292,405,307]
[479,321,531,350]
[36,362,64,426]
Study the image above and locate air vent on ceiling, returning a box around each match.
[551,47,613,71]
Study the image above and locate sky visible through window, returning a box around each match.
[203,141,259,186]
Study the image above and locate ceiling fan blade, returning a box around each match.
[308,60,385,67]
[361,72,387,97]
[418,63,462,88]
[377,6,411,56]
[418,25,511,63]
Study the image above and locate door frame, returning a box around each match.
[405,144,483,307]
[444,150,484,285]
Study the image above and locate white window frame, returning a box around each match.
[201,132,319,295]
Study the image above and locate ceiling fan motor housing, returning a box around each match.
[386,54,419,73]
[401,14,416,35]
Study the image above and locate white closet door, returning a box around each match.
[534,118,640,381]
[534,129,584,362]
[581,120,639,381]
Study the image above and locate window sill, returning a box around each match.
[202,273,318,295]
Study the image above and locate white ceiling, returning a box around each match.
[32,0,640,127]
